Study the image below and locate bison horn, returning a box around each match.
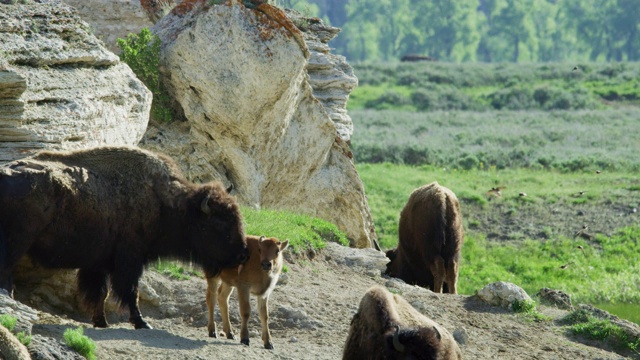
[433,326,441,341]
[226,183,234,194]
[259,235,266,243]
[393,325,405,353]
[201,195,211,215]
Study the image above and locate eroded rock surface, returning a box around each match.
[0,0,151,164]
[142,0,376,247]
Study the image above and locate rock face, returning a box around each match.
[62,0,153,53]
[143,0,376,247]
[0,1,151,164]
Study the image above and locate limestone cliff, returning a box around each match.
[141,0,376,248]
[0,0,151,164]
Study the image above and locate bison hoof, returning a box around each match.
[241,338,250,346]
[264,342,274,350]
[92,319,109,328]
[226,333,236,340]
[132,319,153,330]
[208,331,217,338]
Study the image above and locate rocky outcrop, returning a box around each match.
[0,1,151,164]
[142,0,376,247]
[61,0,153,53]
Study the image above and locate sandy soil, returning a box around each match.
[24,243,638,360]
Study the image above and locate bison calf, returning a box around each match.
[343,285,462,360]
[0,146,248,329]
[386,182,464,294]
[206,235,288,349]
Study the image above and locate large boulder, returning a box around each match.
[0,0,151,164]
[142,0,376,248]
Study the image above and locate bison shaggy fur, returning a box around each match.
[0,146,248,329]
[343,285,462,360]
[385,182,463,294]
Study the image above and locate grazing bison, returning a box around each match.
[386,182,463,294]
[343,285,462,360]
[206,235,288,349]
[0,146,248,329]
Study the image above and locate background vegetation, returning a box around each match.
[274,0,640,63]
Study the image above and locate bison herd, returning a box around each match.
[0,146,464,359]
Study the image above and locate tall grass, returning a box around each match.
[350,108,640,171]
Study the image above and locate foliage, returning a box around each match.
[350,108,640,171]
[63,327,97,360]
[565,310,640,354]
[350,62,640,112]
[296,0,640,63]
[117,28,172,122]
[0,314,31,346]
[511,299,549,322]
[241,207,350,254]
[62,326,96,360]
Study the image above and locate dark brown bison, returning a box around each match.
[385,182,463,294]
[343,285,462,360]
[0,146,248,329]
[206,235,289,349]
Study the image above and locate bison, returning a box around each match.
[0,146,248,329]
[343,285,462,360]
[206,235,289,349]
[385,182,463,294]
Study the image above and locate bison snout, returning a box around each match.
[261,261,272,271]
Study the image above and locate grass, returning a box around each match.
[350,108,640,171]
[241,207,350,254]
[150,207,348,278]
[511,299,550,322]
[0,314,31,346]
[564,309,640,355]
[356,163,640,249]
[64,327,97,360]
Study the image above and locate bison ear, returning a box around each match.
[225,183,234,194]
[280,240,289,251]
[433,326,441,341]
[200,194,211,215]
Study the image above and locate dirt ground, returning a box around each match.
[24,243,638,360]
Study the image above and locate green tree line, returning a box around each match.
[275,0,640,63]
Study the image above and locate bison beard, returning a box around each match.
[0,146,248,329]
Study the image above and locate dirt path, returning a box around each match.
[24,243,638,359]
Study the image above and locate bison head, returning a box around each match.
[383,325,440,360]
[188,183,248,276]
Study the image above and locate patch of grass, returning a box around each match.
[512,299,550,322]
[241,207,349,254]
[63,327,97,360]
[153,259,201,280]
[565,310,640,355]
[0,314,30,346]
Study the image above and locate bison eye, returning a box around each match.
[275,250,279,255]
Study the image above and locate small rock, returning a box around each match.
[476,281,532,308]
[537,288,573,310]
[289,336,298,343]
[453,328,469,345]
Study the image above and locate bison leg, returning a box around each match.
[445,259,459,294]
[218,282,236,340]
[206,277,221,338]
[77,269,110,328]
[110,261,152,330]
[257,295,273,349]
[237,286,251,346]
[429,257,446,293]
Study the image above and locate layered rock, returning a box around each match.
[0,1,151,164]
[142,0,376,247]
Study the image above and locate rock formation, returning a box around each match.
[142,0,376,247]
[61,0,153,53]
[0,0,151,164]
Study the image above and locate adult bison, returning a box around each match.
[343,285,462,360]
[0,146,248,329]
[385,182,463,294]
